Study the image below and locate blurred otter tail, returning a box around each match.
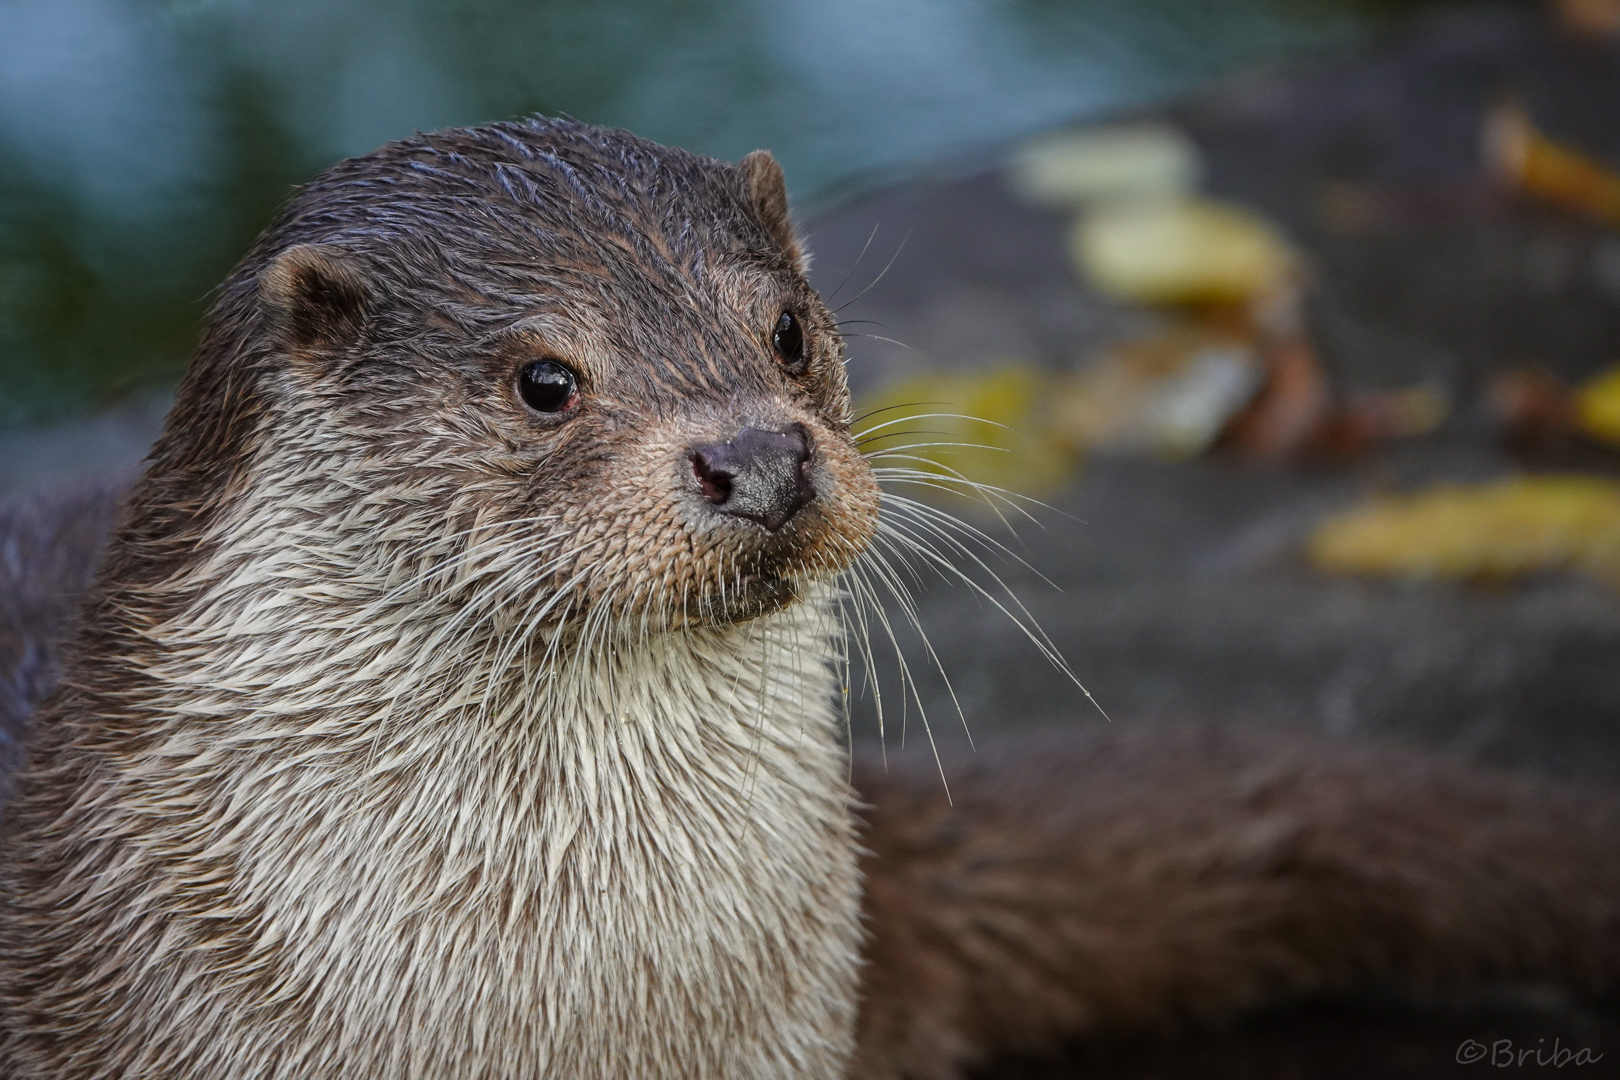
[0,483,125,800]
[852,725,1620,1080]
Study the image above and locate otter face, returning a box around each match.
[241,120,879,635]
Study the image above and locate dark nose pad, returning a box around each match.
[690,425,815,532]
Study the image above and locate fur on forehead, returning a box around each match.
[234,119,841,438]
[257,118,798,298]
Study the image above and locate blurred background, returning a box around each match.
[0,0,1374,433]
[5,1,1620,1071]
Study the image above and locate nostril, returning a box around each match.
[692,452,734,506]
[786,422,811,466]
[689,425,815,531]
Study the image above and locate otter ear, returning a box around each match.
[740,150,806,270]
[259,244,372,354]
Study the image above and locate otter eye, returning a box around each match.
[772,310,806,373]
[517,359,578,414]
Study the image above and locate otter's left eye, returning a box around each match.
[517,359,578,414]
[772,310,806,373]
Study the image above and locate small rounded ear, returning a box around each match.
[258,243,372,354]
[740,149,806,271]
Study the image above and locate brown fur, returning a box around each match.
[0,484,127,803]
[852,728,1620,1078]
[0,118,1617,1079]
[0,118,879,1080]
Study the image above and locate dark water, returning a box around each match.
[0,0,1396,430]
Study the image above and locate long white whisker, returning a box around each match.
[862,536,974,753]
[851,411,1019,441]
[869,461,1052,528]
[841,550,953,800]
[874,518,1105,719]
[879,493,1059,591]
[833,226,911,315]
[825,222,881,306]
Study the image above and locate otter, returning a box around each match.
[0,118,1617,1080]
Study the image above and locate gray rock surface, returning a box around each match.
[807,3,1620,788]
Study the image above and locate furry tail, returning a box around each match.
[0,483,125,800]
[851,725,1620,1080]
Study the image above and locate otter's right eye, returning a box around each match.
[517,359,578,414]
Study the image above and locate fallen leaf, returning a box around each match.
[1488,366,1576,445]
[1220,336,1332,458]
[1049,327,1262,458]
[1072,196,1298,307]
[1575,365,1620,447]
[1486,98,1620,229]
[856,365,1078,503]
[1309,475,1620,584]
[1550,0,1620,39]
[1008,123,1202,210]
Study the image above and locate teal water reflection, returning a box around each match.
[0,0,1385,428]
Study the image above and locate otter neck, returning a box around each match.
[67,503,866,1079]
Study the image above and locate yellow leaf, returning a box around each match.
[1309,475,1620,584]
[1486,99,1620,229]
[1575,365,1620,447]
[856,366,1077,503]
[1071,196,1297,306]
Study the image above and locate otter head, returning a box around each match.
[144,119,878,646]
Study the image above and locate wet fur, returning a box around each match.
[0,119,876,1080]
[0,119,1617,1079]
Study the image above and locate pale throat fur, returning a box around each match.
[0,120,880,1079]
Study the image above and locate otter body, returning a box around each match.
[1,119,1618,1080]
[9,595,859,1079]
[0,120,877,1080]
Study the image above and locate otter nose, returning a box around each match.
[690,425,814,532]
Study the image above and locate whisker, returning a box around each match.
[834,226,912,314]
[873,516,1105,720]
[871,462,1034,535]
[824,222,881,306]
[854,429,963,448]
[840,332,912,350]
[852,411,1018,441]
[870,462,1058,527]
[836,567,888,754]
[879,492,1057,589]
[845,551,954,799]
[848,401,948,429]
[862,535,975,753]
